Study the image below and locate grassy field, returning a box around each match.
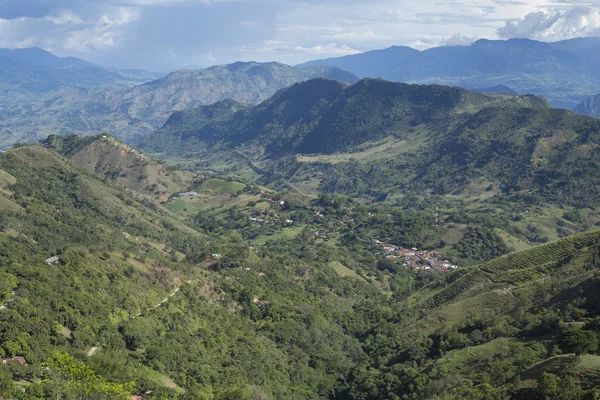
[296,124,431,165]
[496,229,532,251]
[0,168,16,188]
[197,178,246,194]
[329,261,367,282]
[252,225,305,246]
[442,224,468,245]
[166,193,261,215]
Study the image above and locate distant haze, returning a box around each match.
[0,0,599,70]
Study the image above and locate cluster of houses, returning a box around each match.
[374,240,458,272]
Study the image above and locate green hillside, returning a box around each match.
[143,77,543,157]
[43,135,196,202]
[2,141,600,399]
[140,77,600,214]
[0,62,359,149]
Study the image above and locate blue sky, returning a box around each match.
[0,0,598,71]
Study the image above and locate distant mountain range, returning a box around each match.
[0,61,358,148]
[0,47,163,108]
[575,94,600,118]
[298,38,600,109]
[142,77,600,207]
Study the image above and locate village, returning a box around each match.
[374,240,459,273]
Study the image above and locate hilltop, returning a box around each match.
[42,135,196,202]
[298,38,600,109]
[0,62,358,148]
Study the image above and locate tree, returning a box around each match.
[0,366,13,399]
[558,328,599,356]
[43,352,135,400]
[0,272,17,302]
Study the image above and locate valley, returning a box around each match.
[1,36,600,400]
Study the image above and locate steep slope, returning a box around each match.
[299,38,600,108]
[43,135,196,202]
[143,77,600,208]
[341,229,600,399]
[143,77,534,157]
[3,140,600,399]
[0,47,161,109]
[0,62,359,148]
[575,94,600,118]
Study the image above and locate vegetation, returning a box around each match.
[0,62,358,147]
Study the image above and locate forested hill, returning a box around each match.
[141,77,547,156]
[0,62,358,149]
[142,77,600,208]
[3,140,600,398]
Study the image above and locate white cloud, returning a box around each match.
[238,40,360,57]
[0,7,139,53]
[497,7,600,41]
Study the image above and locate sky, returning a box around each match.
[0,0,599,71]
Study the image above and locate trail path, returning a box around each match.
[135,287,181,317]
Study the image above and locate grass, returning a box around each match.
[432,337,547,377]
[253,225,305,246]
[329,261,367,282]
[296,123,431,165]
[166,193,261,215]
[197,178,246,194]
[0,168,16,188]
[443,225,467,245]
[496,229,532,251]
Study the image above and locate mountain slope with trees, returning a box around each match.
[141,77,600,208]
[0,62,358,149]
[2,140,600,399]
[143,77,544,156]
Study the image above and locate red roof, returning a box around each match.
[2,356,28,367]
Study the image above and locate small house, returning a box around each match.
[2,356,28,367]
[45,256,59,265]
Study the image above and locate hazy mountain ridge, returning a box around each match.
[0,61,359,149]
[575,94,600,118]
[298,38,600,109]
[0,47,162,109]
